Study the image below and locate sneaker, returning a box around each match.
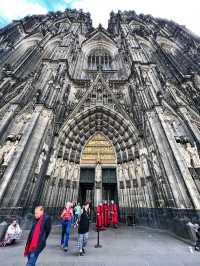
[79,252,84,256]
[64,247,68,252]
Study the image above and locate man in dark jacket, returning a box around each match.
[24,206,51,266]
[77,202,90,256]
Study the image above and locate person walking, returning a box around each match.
[74,202,81,227]
[60,202,73,252]
[77,202,90,256]
[24,206,51,266]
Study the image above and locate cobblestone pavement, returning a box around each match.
[0,225,199,266]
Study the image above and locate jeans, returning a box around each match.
[61,220,71,248]
[77,233,88,252]
[73,214,80,225]
[26,252,39,266]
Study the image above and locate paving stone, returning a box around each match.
[0,225,199,266]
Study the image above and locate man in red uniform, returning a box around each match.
[100,203,105,230]
[96,204,102,230]
[103,201,110,227]
[110,200,119,228]
[107,202,111,227]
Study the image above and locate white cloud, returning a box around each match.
[73,0,200,36]
[56,4,67,12]
[0,0,47,23]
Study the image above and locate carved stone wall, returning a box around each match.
[0,9,200,213]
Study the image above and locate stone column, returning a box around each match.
[0,104,18,138]
[158,109,200,209]
[147,106,200,209]
[0,109,40,204]
[179,106,200,144]
[94,163,102,207]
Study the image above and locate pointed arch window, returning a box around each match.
[87,49,112,70]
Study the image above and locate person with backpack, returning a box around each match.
[77,202,90,256]
[60,202,73,252]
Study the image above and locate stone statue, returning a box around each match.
[68,162,75,180]
[193,72,200,89]
[97,151,101,164]
[135,158,143,178]
[186,142,200,168]
[172,118,186,138]
[117,164,123,181]
[95,162,102,206]
[35,151,46,175]
[0,145,5,165]
[139,148,151,178]
[151,151,162,178]
[60,160,66,179]
[2,139,18,167]
[53,158,62,178]
[177,143,191,168]
[35,142,49,175]
[73,164,80,181]
[95,162,102,182]
[128,160,136,179]
[122,162,129,180]
[46,155,56,177]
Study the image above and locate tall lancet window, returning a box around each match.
[87,48,112,70]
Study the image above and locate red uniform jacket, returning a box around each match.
[96,205,102,229]
[103,203,110,226]
[110,203,119,225]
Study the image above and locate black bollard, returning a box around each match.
[94,228,102,248]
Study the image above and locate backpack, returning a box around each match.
[61,208,72,220]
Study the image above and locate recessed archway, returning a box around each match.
[80,133,117,166]
[79,132,118,206]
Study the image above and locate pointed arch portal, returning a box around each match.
[79,133,118,206]
[56,105,139,206]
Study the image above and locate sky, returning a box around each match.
[0,0,200,36]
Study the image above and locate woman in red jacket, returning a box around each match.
[60,202,73,252]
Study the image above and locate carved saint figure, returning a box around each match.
[186,142,200,168]
[0,145,5,165]
[139,148,150,178]
[135,158,143,178]
[122,162,129,180]
[95,162,102,182]
[177,143,192,168]
[46,155,56,177]
[35,151,46,175]
[2,139,18,166]
[151,151,162,178]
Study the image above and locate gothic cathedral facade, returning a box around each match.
[0,9,200,216]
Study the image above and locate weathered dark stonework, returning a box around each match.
[0,9,200,232]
